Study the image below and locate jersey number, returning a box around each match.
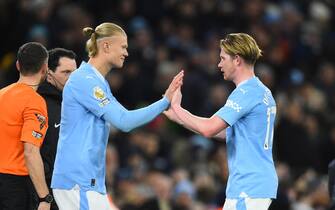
[264,106,276,150]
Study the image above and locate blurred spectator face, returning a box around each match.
[209,84,228,108]
[104,35,128,68]
[175,192,193,208]
[276,162,291,182]
[134,28,152,48]
[286,100,303,123]
[319,63,335,86]
[58,3,93,47]
[243,0,265,20]
[142,134,159,157]
[147,172,172,200]
[218,49,236,81]
[255,64,275,89]
[119,0,135,18]
[48,57,76,90]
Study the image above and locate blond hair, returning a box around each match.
[83,22,126,57]
[220,33,262,65]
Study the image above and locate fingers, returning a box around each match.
[172,70,184,84]
[164,70,185,102]
[170,70,184,91]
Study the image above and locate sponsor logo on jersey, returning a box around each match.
[54,123,61,128]
[225,99,242,112]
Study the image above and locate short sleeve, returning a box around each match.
[21,96,48,147]
[66,74,112,118]
[215,88,256,126]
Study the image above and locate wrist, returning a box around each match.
[161,96,170,110]
[39,193,53,204]
[162,95,170,103]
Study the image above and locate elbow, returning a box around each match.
[200,130,215,138]
[23,144,37,163]
[121,127,132,132]
[117,124,132,132]
[24,152,33,161]
[24,146,34,159]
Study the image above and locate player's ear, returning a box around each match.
[103,41,110,53]
[16,61,21,72]
[234,54,242,66]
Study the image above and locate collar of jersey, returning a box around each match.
[236,76,256,88]
[81,61,106,84]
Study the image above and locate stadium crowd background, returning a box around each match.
[0,0,335,209]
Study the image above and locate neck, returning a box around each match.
[17,76,41,91]
[233,66,255,86]
[88,57,111,77]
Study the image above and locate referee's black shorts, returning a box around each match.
[0,173,34,210]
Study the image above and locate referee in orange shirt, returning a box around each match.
[0,42,51,210]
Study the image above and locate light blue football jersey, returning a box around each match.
[51,62,169,193]
[215,77,278,199]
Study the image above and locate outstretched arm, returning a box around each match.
[103,71,184,132]
[166,87,228,138]
[173,104,227,138]
[103,96,169,132]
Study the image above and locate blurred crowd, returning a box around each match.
[1,0,335,209]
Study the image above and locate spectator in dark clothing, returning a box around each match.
[36,48,77,210]
[329,160,335,210]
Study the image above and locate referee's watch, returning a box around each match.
[39,194,53,204]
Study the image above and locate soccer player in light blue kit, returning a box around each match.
[164,33,277,210]
[51,22,184,210]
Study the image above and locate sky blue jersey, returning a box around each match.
[51,62,169,194]
[215,77,278,199]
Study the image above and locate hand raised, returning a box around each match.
[164,70,184,102]
[171,87,182,107]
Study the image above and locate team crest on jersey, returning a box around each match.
[34,113,46,130]
[32,130,43,139]
[93,86,106,100]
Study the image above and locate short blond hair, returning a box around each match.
[83,22,126,57]
[220,33,262,65]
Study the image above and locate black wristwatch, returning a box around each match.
[39,194,53,203]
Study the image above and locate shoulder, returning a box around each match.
[228,78,269,107]
[66,71,102,96]
[30,91,47,107]
[69,65,100,86]
[21,90,48,117]
[247,78,276,107]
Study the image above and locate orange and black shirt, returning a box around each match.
[0,83,48,175]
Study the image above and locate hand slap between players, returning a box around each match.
[164,70,184,102]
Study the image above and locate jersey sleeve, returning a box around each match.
[214,88,256,126]
[21,96,48,147]
[67,75,112,118]
[102,96,169,132]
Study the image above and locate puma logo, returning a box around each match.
[54,123,61,128]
